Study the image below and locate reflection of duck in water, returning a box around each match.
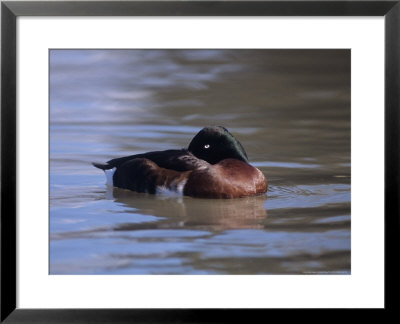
[111,188,268,231]
[93,126,267,199]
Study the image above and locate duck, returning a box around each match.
[93,126,267,199]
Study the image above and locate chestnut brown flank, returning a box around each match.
[184,159,267,199]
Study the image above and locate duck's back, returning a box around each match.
[93,149,206,172]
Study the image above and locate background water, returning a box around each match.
[50,49,350,274]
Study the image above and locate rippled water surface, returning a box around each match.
[50,49,350,274]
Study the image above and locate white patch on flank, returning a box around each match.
[155,186,174,196]
[177,179,187,195]
[105,168,116,186]
[156,179,187,197]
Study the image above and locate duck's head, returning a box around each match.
[188,126,248,164]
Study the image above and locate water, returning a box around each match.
[50,49,350,274]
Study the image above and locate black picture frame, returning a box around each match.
[1,0,399,322]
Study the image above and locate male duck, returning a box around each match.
[93,126,267,199]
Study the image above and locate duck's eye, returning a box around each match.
[204,144,210,149]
